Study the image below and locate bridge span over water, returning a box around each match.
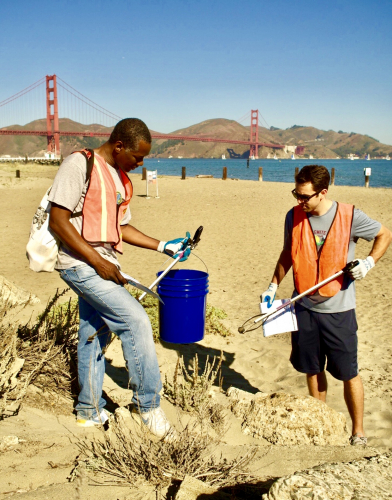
[0,75,304,157]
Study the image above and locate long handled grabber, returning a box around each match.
[138,226,204,302]
[238,260,360,334]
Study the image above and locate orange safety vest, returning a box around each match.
[81,154,133,253]
[291,202,354,297]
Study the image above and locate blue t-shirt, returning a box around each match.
[283,201,381,313]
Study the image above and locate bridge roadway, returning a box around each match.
[0,129,285,149]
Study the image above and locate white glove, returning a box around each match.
[260,283,278,309]
[349,256,375,280]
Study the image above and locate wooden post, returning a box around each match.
[258,167,263,182]
[142,167,147,180]
[16,170,20,178]
[331,168,335,185]
[295,167,299,179]
[181,166,186,180]
[222,166,227,180]
[365,175,370,188]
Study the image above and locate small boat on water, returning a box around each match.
[291,154,295,160]
[273,154,278,160]
[178,156,183,159]
[385,155,390,160]
[309,154,313,159]
[222,154,226,160]
[250,155,255,160]
[365,153,371,160]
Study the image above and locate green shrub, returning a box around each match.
[129,289,231,342]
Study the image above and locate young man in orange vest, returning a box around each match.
[261,165,392,446]
[49,118,190,438]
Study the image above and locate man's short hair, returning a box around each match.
[109,118,152,151]
[295,165,330,191]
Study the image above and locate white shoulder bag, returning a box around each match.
[26,188,59,272]
[26,148,95,273]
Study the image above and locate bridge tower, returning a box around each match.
[249,109,259,159]
[46,75,60,154]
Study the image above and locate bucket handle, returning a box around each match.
[139,227,206,302]
[158,251,208,275]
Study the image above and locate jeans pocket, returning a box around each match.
[60,268,85,296]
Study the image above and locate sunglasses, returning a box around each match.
[291,189,321,202]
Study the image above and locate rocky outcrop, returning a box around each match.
[229,390,349,446]
[0,275,40,306]
[0,435,19,453]
[263,453,392,499]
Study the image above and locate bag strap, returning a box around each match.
[72,148,95,183]
[70,148,95,219]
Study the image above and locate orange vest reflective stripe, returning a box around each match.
[82,154,133,253]
[291,202,354,297]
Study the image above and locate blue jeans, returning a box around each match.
[59,265,162,419]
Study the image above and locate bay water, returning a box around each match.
[144,158,392,188]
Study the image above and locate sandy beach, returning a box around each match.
[0,163,391,498]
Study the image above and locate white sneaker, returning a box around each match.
[77,409,109,427]
[139,407,175,440]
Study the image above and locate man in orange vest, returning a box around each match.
[49,118,190,439]
[261,165,392,446]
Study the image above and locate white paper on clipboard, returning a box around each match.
[120,271,163,303]
[260,299,298,337]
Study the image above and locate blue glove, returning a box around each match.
[158,232,191,262]
[260,283,278,309]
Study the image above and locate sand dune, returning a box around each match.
[0,164,391,496]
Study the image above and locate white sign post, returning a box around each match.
[364,167,371,188]
[146,170,159,199]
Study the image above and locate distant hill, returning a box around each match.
[152,121,392,159]
[1,118,391,159]
[265,125,392,159]
[0,119,111,157]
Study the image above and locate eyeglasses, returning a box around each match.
[291,189,321,202]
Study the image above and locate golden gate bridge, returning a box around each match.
[0,75,304,157]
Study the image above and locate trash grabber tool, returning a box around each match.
[238,260,360,334]
[138,226,203,302]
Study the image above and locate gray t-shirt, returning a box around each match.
[48,152,131,270]
[283,201,381,313]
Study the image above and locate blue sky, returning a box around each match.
[1,0,391,144]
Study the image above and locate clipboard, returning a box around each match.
[260,299,298,337]
[120,271,163,303]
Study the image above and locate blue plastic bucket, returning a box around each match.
[157,269,209,343]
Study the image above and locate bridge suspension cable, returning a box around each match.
[0,77,46,108]
[0,77,46,129]
[237,110,251,125]
[258,112,270,129]
[56,76,122,126]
